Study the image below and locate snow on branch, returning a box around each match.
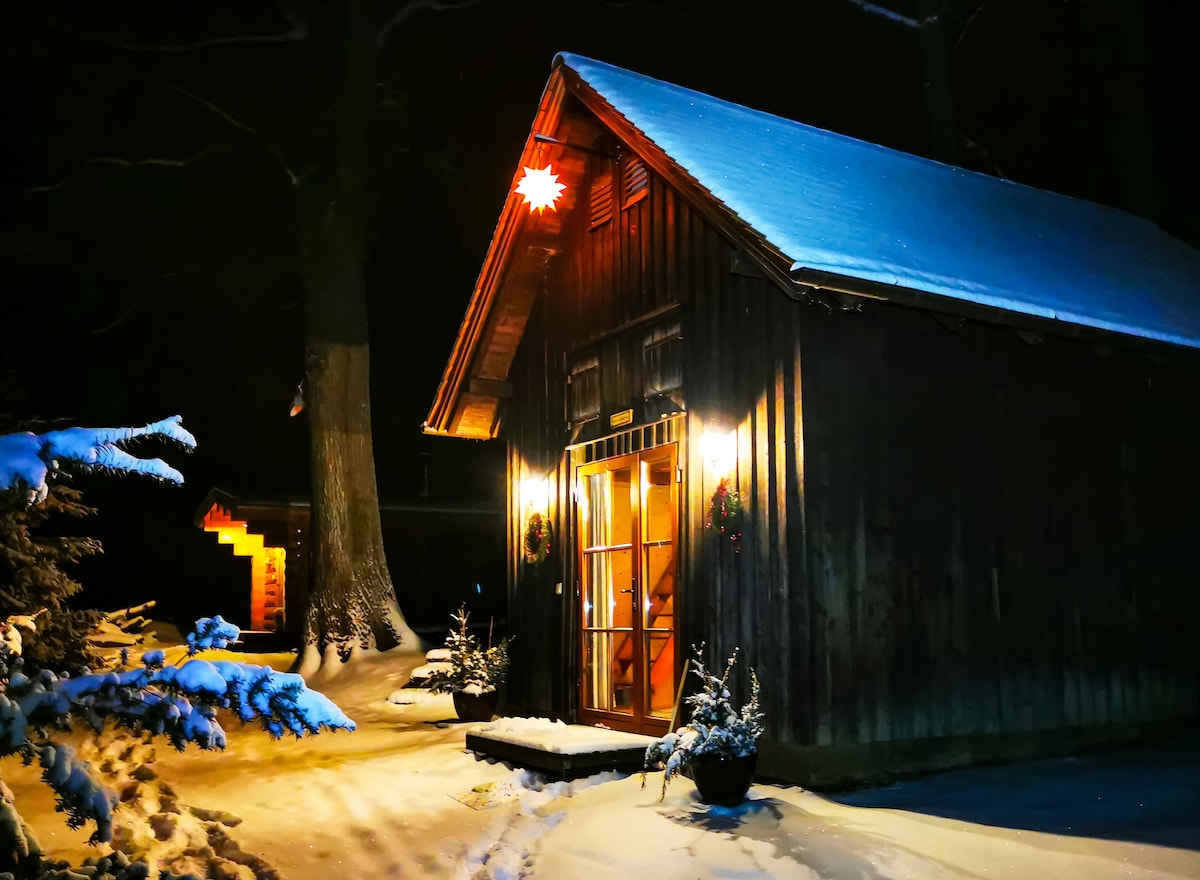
[842,0,927,28]
[0,415,196,502]
[0,617,354,846]
[378,0,485,48]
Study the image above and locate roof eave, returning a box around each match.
[792,266,1200,357]
[424,69,573,440]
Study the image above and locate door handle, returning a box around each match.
[620,588,634,594]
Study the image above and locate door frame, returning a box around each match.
[575,442,680,735]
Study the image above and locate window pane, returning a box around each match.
[642,458,674,544]
[584,548,633,629]
[584,631,634,715]
[645,631,676,719]
[583,468,632,548]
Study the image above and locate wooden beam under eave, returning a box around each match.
[450,392,502,440]
[472,238,558,381]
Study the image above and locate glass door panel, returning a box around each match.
[581,465,635,715]
[640,455,676,722]
[578,446,678,733]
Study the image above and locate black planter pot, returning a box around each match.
[452,689,499,722]
[689,751,757,806]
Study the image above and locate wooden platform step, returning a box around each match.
[465,718,658,780]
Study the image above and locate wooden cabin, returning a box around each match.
[195,488,505,646]
[424,54,1200,785]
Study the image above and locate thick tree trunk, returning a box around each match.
[298,0,417,661]
[916,0,960,166]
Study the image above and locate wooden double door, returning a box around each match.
[577,445,679,734]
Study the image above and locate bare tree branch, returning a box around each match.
[89,302,141,336]
[82,142,221,171]
[108,0,309,51]
[154,80,300,186]
[952,0,997,50]
[24,142,222,194]
[378,0,485,48]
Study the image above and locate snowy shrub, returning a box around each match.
[185,615,240,655]
[426,606,510,695]
[643,644,763,800]
[0,616,354,875]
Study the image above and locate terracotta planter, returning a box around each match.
[452,689,499,722]
[689,751,757,806]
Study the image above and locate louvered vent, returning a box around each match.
[569,355,601,423]
[589,171,614,229]
[622,157,649,208]
[643,321,683,396]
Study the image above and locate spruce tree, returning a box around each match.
[0,481,102,671]
[0,485,101,667]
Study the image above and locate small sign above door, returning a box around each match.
[609,408,634,428]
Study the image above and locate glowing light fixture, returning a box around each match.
[515,165,565,214]
[700,428,737,478]
[521,475,550,514]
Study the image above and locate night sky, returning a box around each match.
[1,0,1196,626]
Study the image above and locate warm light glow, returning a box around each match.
[521,476,550,514]
[700,428,737,477]
[202,504,286,632]
[515,165,565,214]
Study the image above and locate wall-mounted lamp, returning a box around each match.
[699,428,737,478]
[520,474,552,565]
[514,165,565,215]
[520,475,550,516]
[515,134,620,216]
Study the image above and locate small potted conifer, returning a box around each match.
[427,606,511,722]
[644,644,763,805]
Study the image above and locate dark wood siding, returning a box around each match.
[795,302,1200,747]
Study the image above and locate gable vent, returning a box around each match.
[589,170,614,229]
[622,157,648,208]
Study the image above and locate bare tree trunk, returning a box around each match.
[916,0,960,166]
[299,0,417,662]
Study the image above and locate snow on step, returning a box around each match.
[467,716,657,779]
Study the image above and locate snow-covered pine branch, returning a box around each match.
[0,416,196,503]
[0,618,354,851]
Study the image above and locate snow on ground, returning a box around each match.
[5,647,1200,879]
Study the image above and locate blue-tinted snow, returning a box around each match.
[558,54,1200,349]
[835,733,1200,850]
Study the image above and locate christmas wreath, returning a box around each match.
[523,512,553,565]
[706,478,744,553]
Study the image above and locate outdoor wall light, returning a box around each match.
[514,165,565,215]
[520,475,550,515]
[520,475,553,566]
[516,134,619,216]
[700,428,737,478]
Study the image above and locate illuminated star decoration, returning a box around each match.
[515,164,565,214]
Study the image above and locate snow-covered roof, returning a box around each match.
[558,53,1200,350]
